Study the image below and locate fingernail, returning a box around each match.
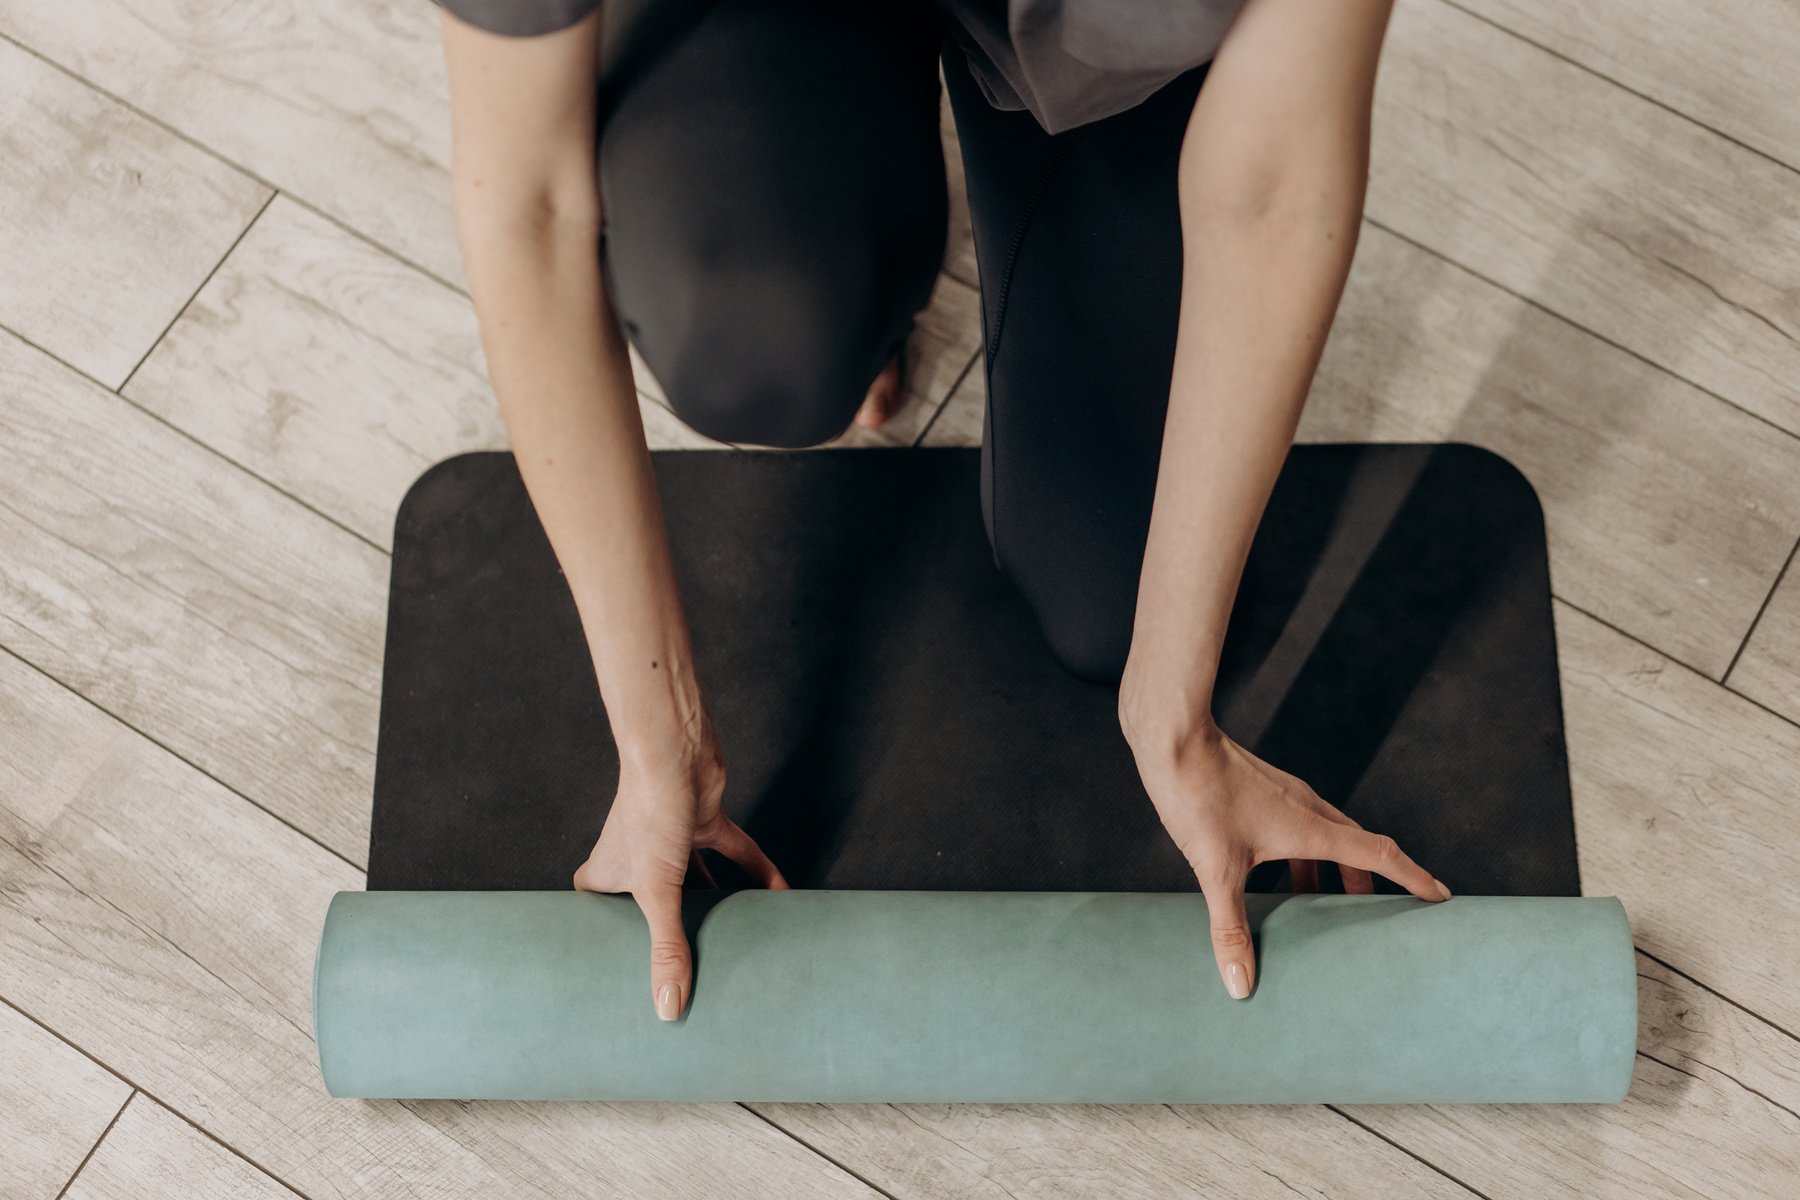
[1435,879,1453,901]
[656,982,681,1021]
[1225,962,1250,1000]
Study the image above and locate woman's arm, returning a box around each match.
[440,9,783,1022]
[1118,0,1449,1000]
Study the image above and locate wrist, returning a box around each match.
[597,659,713,777]
[614,714,711,778]
[1117,653,1221,776]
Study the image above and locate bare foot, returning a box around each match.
[853,353,903,429]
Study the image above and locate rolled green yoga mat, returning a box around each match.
[313,889,1636,1103]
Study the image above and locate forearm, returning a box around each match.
[460,209,704,769]
[1121,0,1389,754]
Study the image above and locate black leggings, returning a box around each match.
[598,0,1207,683]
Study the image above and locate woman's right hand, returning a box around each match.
[573,705,788,1021]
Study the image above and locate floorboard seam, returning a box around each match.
[0,644,367,876]
[2,996,317,1200]
[1322,1104,1494,1199]
[739,1104,902,1200]
[1636,950,1800,1045]
[52,1087,133,1200]
[1437,0,1800,182]
[1723,533,1799,683]
[1362,214,1800,446]
[115,189,277,395]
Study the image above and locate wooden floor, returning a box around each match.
[3,1,1798,1196]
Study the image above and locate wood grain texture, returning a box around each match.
[1551,603,1800,1032]
[0,649,877,1200]
[0,38,269,386]
[750,1101,1472,1199]
[1373,0,1800,435]
[0,329,385,863]
[919,362,984,449]
[1457,0,1800,171]
[1727,550,1800,724]
[122,195,505,549]
[0,0,464,284]
[0,1003,129,1200]
[65,1095,298,1200]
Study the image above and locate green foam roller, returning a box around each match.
[312,890,1636,1103]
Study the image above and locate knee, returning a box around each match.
[988,495,1148,686]
[1036,605,1134,685]
[658,305,886,449]
[1009,557,1137,684]
[636,253,902,449]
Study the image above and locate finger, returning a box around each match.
[1315,825,1450,902]
[1288,858,1320,893]
[635,882,692,1021]
[1196,870,1256,1001]
[702,818,790,890]
[1299,803,1373,893]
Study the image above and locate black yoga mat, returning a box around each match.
[367,444,1578,898]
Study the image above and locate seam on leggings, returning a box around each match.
[984,133,1080,576]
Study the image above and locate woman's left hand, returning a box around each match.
[1120,707,1451,1002]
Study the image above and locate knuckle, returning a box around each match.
[1372,833,1402,864]
[1211,924,1252,950]
[649,940,689,970]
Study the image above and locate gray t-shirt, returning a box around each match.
[429,0,1242,134]
[942,0,1243,133]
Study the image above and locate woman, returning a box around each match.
[433,0,1450,1021]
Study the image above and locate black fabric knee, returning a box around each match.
[597,0,947,448]
[944,41,1208,683]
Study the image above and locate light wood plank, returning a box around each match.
[1728,551,1800,724]
[66,1094,297,1200]
[0,329,384,862]
[1340,953,1800,1199]
[919,361,983,448]
[119,194,503,550]
[1371,0,1800,435]
[1458,0,1800,172]
[0,1003,129,1200]
[0,649,876,1200]
[928,223,1800,675]
[0,37,268,386]
[751,1101,1471,1199]
[1550,602,1800,1030]
[0,0,463,284]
